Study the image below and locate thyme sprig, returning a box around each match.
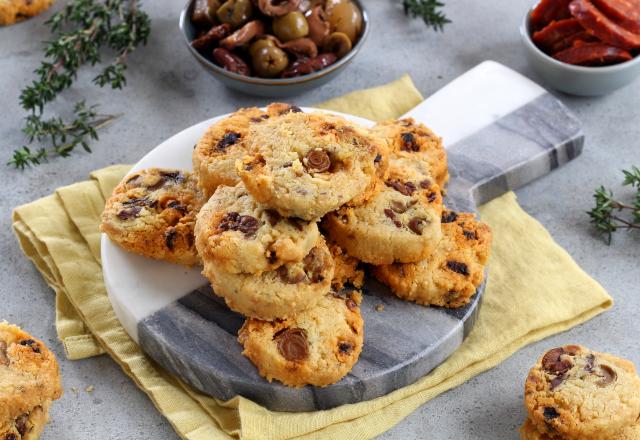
[588,166,640,244]
[402,0,451,32]
[8,0,150,169]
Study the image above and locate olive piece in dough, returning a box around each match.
[273,11,309,42]
[249,38,277,58]
[252,46,289,77]
[217,0,253,28]
[327,1,362,43]
[324,32,351,57]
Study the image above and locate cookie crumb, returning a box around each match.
[85,385,95,393]
[375,304,385,312]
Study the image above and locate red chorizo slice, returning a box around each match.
[553,42,633,65]
[533,19,585,52]
[570,0,640,50]
[531,0,573,31]
[550,30,599,52]
[591,0,640,34]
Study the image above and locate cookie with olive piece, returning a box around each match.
[194,182,320,275]
[101,168,206,266]
[238,290,364,387]
[323,156,444,265]
[193,103,304,196]
[372,211,491,308]
[204,238,335,321]
[236,111,384,220]
[524,345,640,439]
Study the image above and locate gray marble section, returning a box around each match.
[447,93,584,208]
[135,91,584,412]
[139,280,483,412]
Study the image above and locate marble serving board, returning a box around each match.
[102,61,584,412]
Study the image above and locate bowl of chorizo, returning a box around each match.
[521,0,640,96]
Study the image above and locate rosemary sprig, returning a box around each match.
[402,0,451,32]
[8,0,151,169]
[588,166,640,244]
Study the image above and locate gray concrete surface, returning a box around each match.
[1,0,638,438]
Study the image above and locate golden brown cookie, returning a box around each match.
[238,290,364,387]
[323,156,443,265]
[101,168,205,266]
[371,118,448,188]
[236,111,383,220]
[192,103,302,198]
[0,322,62,440]
[372,211,491,308]
[328,241,364,291]
[524,345,640,439]
[203,238,335,320]
[0,0,53,26]
[194,182,320,274]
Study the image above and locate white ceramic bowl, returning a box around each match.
[520,3,640,96]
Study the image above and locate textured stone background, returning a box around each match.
[1,0,638,438]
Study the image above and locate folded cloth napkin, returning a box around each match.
[12,75,612,440]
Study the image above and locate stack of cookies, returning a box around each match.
[0,322,62,440]
[101,102,493,387]
[521,345,640,439]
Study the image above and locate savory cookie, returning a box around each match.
[328,241,364,290]
[236,111,384,220]
[101,168,205,266]
[195,182,320,274]
[371,118,448,188]
[524,345,640,439]
[193,103,303,197]
[238,290,364,387]
[203,238,335,320]
[0,0,53,26]
[372,211,491,308]
[0,322,62,440]
[323,156,443,265]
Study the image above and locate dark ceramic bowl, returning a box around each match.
[179,0,370,97]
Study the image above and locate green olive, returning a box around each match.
[252,46,289,78]
[216,0,253,28]
[327,1,362,43]
[207,0,222,18]
[324,32,352,58]
[249,38,277,58]
[273,12,309,42]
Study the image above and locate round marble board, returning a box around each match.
[102,61,584,412]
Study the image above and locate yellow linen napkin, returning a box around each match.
[12,75,612,440]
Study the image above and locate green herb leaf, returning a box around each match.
[402,0,451,32]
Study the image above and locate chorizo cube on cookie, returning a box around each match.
[0,322,62,440]
[100,168,205,266]
[238,291,364,387]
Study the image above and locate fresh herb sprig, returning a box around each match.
[8,0,151,169]
[588,166,640,244]
[402,0,451,32]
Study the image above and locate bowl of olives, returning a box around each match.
[179,0,369,97]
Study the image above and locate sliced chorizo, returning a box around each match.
[533,18,584,52]
[550,30,599,52]
[553,42,633,65]
[530,0,573,31]
[591,0,640,34]
[569,0,640,50]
